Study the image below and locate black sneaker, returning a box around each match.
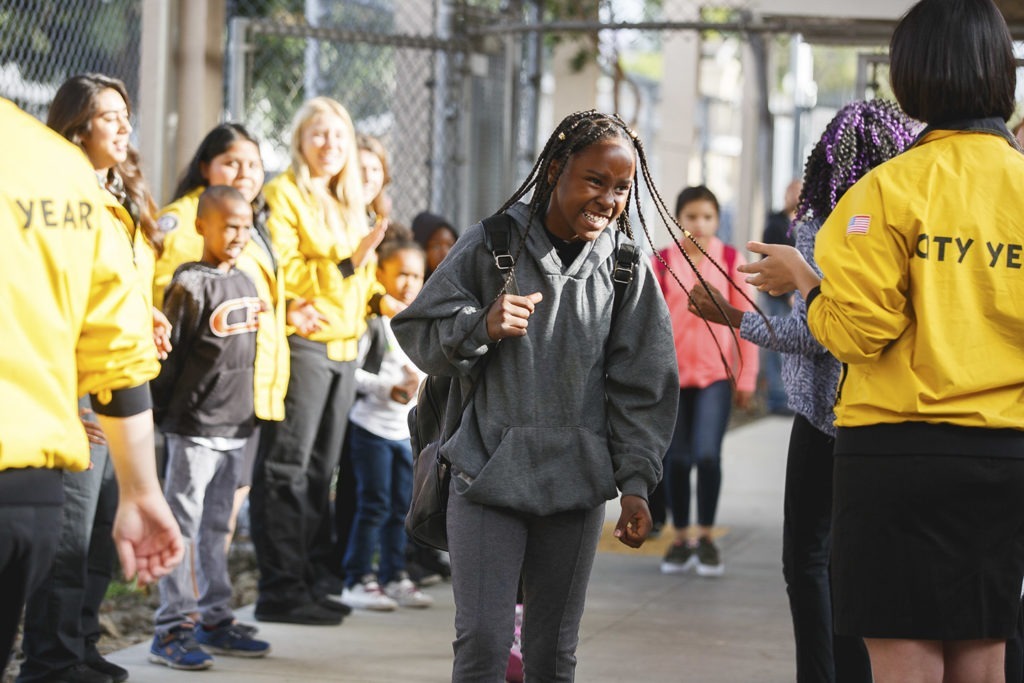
[43,664,114,683]
[254,600,343,625]
[416,549,452,580]
[695,537,724,577]
[406,560,443,587]
[660,541,697,574]
[84,645,128,683]
[317,595,353,615]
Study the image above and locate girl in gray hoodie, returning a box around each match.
[393,110,735,681]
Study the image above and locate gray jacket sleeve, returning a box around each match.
[604,259,679,499]
[391,224,494,377]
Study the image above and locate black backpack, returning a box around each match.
[405,213,639,551]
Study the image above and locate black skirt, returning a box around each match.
[831,453,1024,640]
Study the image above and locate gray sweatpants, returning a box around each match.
[155,434,246,634]
[447,487,604,683]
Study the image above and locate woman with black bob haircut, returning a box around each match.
[889,0,1016,125]
[739,0,1024,681]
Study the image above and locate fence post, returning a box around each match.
[430,0,455,215]
[226,17,249,122]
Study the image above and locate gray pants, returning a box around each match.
[154,434,246,634]
[447,488,604,683]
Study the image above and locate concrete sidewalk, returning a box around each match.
[110,415,797,682]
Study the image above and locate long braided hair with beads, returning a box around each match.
[495,109,760,378]
[795,99,919,224]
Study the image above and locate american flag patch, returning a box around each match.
[846,214,871,235]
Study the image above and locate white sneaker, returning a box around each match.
[384,576,434,608]
[342,575,398,611]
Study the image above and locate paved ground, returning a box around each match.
[110,414,798,682]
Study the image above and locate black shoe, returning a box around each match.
[406,560,443,587]
[85,646,129,683]
[43,663,114,683]
[254,600,343,625]
[312,575,345,598]
[417,550,452,580]
[317,596,353,616]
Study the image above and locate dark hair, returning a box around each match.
[796,99,919,223]
[498,109,759,377]
[47,73,162,255]
[411,211,457,248]
[197,185,249,219]
[890,0,1015,124]
[674,185,720,217]
[381,220,415,247]
[377,239,425,266]
[174,123,260,199]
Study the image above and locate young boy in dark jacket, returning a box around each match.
[149,186,269,670]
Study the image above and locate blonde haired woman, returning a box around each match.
[250,97,392,625]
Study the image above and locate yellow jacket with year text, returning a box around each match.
[153,187,290,421]
[264,169,383,362]
[0,97,159,472]
[809,126,1024,431]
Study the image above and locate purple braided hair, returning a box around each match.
[795,99,920,224]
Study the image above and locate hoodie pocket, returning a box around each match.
[456,426,617,515]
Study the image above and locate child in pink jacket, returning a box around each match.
[654,185,758,577]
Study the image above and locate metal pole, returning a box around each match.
[226,17,250,122]
[516,0,542,185]
[430,0,454,213]
[305,0,322,99]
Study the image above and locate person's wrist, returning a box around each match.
[796,269,822,299]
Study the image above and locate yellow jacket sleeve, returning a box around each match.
[808,173,912,364]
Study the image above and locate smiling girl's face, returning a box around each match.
[203,139,264,204]
[544,137,635,242]
[80,88,131,173]
[300,112,349,180]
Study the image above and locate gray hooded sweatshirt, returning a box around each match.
[391,201,679,516]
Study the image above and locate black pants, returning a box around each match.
[782,415,870,683]
[250,337,355,606]
[19,441,118,682]
[0,502,61,671]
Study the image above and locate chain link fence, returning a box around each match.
[225,0,522,231]
[0,0,898,235]
[0,0,142,122]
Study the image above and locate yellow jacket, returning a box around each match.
[105,192,156,313]
[0,98,159,472]
[264,170,383,361]
[810,127,1024,431]
[153,187,203,309]
[154,187,290,421]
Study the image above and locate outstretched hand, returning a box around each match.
[738,242,820,297]
[614,494,653,548]
[113,489,184,586]
[486,292,543,341]
[688,283,743,328]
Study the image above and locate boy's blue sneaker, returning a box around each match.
[195,619,271,658]
[148,624,214,670]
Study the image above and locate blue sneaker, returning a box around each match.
[195,619,271,658]
[148,623,214,670]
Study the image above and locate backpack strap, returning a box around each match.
[610,230,639,320]
[481,213,515,272]
[722,243,738,273]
